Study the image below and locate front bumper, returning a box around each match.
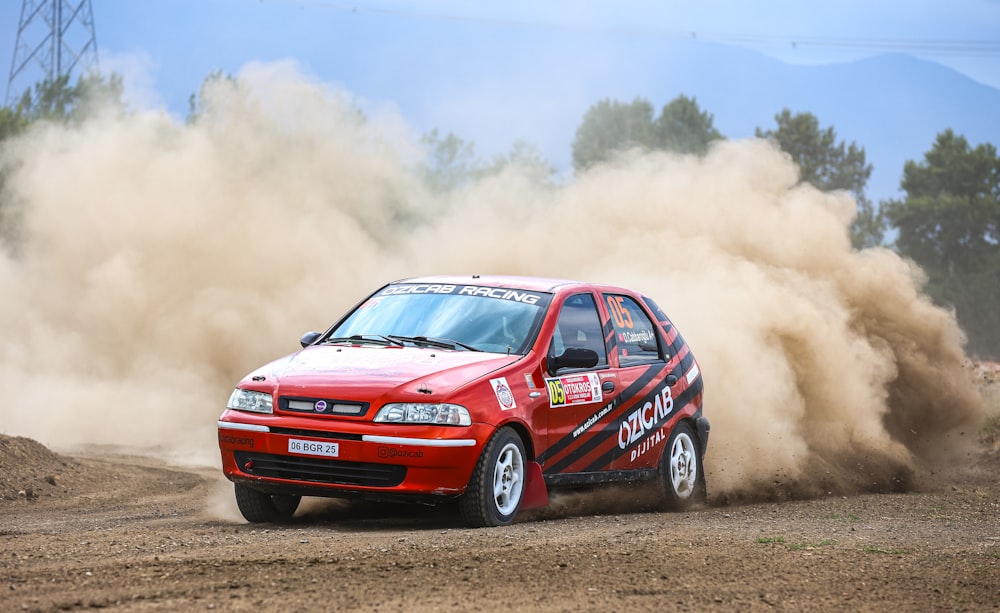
[217,410,490,500]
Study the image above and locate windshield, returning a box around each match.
[330,283,551,355]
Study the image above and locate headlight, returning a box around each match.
[374,403,471,426]
[227,388,273,414]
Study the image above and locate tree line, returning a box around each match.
[0,76,997,359]
[568,94,998,360]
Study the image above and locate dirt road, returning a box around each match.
[1,434,997,612]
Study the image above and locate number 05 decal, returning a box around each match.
[607,295,634,329]
[547,379,565,406]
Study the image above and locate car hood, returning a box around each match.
[247,345,521,401]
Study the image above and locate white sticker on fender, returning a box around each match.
[490,377,517,411]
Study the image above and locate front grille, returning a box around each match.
[234,451,406,487]
[268,427,363,441]
[279,396,369,416]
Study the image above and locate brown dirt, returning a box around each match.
[1,433,998,612]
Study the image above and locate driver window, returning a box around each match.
[548,293,608,371]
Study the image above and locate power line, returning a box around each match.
[252,0,1000,58]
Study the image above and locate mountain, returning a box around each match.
[651,46,1000,203]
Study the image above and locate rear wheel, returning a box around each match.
[659,422,704,511]
[234,483,301,523]
[459,427,526,527]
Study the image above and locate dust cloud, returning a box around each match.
[0,63,984,499]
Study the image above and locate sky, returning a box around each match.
[1,0,998,194]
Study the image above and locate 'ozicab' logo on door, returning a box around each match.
[618,384,674,449]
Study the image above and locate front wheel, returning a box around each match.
[658,422,705,511]
[234,483,301,523]
[459,427,526,527]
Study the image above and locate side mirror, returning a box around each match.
[300,331,322,348]
[549,347,600,373]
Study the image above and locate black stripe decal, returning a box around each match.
[604,318,618,354]
[582,373,704,472]
[540,363,665,470]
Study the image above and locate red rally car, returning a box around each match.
[218,275,708,527]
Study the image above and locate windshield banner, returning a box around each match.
[378,284,548,306]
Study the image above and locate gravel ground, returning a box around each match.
[1,432,998,612]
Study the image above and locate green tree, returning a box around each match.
[2,73,120,143]
[480,139,557,186]
[756,109,882,248]
[187,71,238,124]
[14,74,78,121]
[572,95,724,171]
[0,107,29,143]
[571,97,655,170]
[883,129,1000,359]
[421,130,556,192]
[656,95,722,155]
[12,73,124,123]
[420,129,481,192]
[0,106,27,237]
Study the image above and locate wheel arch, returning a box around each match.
[496,418,536,461]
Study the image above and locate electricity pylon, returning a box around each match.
[6,0,99,106]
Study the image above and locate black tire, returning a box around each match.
[459,427,526,528]
[234,483,301,523]
[658,422,705,511]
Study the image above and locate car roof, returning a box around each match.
[396,274,595,294]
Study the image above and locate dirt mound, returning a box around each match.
[0,434,91,502]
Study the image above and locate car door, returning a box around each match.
[536,292,620,476]
[601,291,679,471]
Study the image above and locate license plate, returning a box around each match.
[288,438,339,458]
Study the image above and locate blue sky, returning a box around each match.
[2,1,998,199]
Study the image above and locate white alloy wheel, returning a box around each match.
[460,427,527,527]
[492,441,525,516]
[669,431,697,499]
[659,421,703,511]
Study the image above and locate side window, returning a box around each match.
[604,294,661,366]
[548,293,608,371]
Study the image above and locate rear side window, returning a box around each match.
[603,294,661,366]
[548,293,608,370]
